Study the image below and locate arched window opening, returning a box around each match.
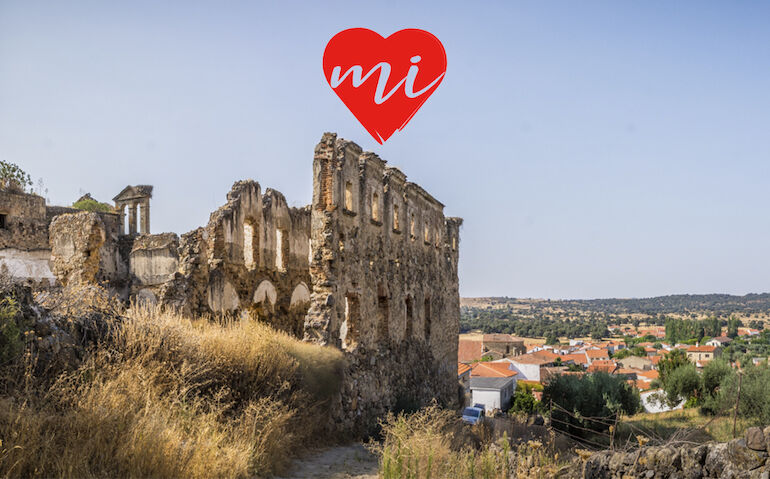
[410,214,416,240]
[243,219,259,270]
[378,292,389,341]
[340,293,360,350]
[275,228,289,271]
[372,192,380,221]
[393,204,400,231]
[344,181,354,211]
[405,296,414,339]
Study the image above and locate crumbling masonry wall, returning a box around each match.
[128,181,312,337]
[306,133,462,433]
[0,189,55,284]
[17,131,461,436]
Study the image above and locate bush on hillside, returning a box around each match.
[543,372,641,437]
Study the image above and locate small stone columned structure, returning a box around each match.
[113,185,153,235]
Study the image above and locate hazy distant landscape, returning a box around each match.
[461,294,770,336]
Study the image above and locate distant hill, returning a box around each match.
[460,294,770,337]
[462,294,770,316]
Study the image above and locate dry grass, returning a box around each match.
[618,408,749,444]
[375,404,571,478]
[0,300,344,478]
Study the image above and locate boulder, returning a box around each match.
[727,438,767,471]
[747,428,766,451]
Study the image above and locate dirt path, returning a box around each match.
[276,443,379,479]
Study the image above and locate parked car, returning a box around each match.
[461,406,484,425]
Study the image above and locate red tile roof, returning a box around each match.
[638,369,659,380]
[561,353,589,365]
[510,354,555,365]
[587,360,618,374]
[687,345,718,353]
[531,350,560,361]
[470,362,518,378]
[586,349,610,360]
[458,339,484,363]
[458,363,471,376]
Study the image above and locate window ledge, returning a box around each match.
[342,208,357,217]
[370,218,383,226]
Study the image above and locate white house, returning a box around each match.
[507,355,553,382]
[706,337,732,348]
[469,377,516,413]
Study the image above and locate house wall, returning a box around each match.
[509,362,541,381]
[472,389,503,412]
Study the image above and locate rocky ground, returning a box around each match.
[276,444,379,479]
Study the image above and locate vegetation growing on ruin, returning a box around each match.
[0,285,345,478]
[71,197,115,213]
[0,160,32,192]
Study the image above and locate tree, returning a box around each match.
[703,362,770,423]
[727,318,740,339]
[701,358,732,398]
[0,160,32,192]
[509,382,543,414]
[657,348,690,383]
[591,324,609,341]
[663,364,701,406]
[545,333,559,345]
[543,372,641,437]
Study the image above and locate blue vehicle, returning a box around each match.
[461,406,484,425]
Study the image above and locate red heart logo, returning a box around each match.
[323,28,447,144]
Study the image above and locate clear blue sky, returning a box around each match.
[2,1,769,299]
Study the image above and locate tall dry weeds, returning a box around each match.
[375,404,572,478]
[0,299,344,478]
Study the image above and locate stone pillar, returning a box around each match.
[141,199,150,234]
[117,204,126,235]
[128,203,137,235]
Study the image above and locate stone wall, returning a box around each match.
[129,180,313,337]
[5,132,463,436]
[49,211,128,290]
[578,426,770,479]
[306,133,462,434]
[0,189,54,283]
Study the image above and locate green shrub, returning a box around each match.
[0,161,32,191]
[663,364,702,406]
[543,372,641,437]
[0,297,23,364]
[72,198,114,213]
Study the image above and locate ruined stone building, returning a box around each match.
[0,133,462,434]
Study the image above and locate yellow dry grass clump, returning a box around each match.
[0,301,344,478]
[375,404,569,479]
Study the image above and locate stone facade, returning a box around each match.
[306,133,462,433]
[0,189,54,284]
[49,211,128,290]
[2,132,462,435]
